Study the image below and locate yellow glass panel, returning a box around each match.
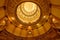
[33,29,39,37]
[6,23,15,33]
[20,30,27,37]
[13,27,21,36]
[51,6,60,19]
[0,8,5,19]
[0,0,5,7]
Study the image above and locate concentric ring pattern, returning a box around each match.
[6,0,50,37]
[16,2,41,24]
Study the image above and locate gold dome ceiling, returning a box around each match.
[0,0,60,40]
[5,0,51,37]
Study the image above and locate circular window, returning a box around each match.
[16,2,41,24]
